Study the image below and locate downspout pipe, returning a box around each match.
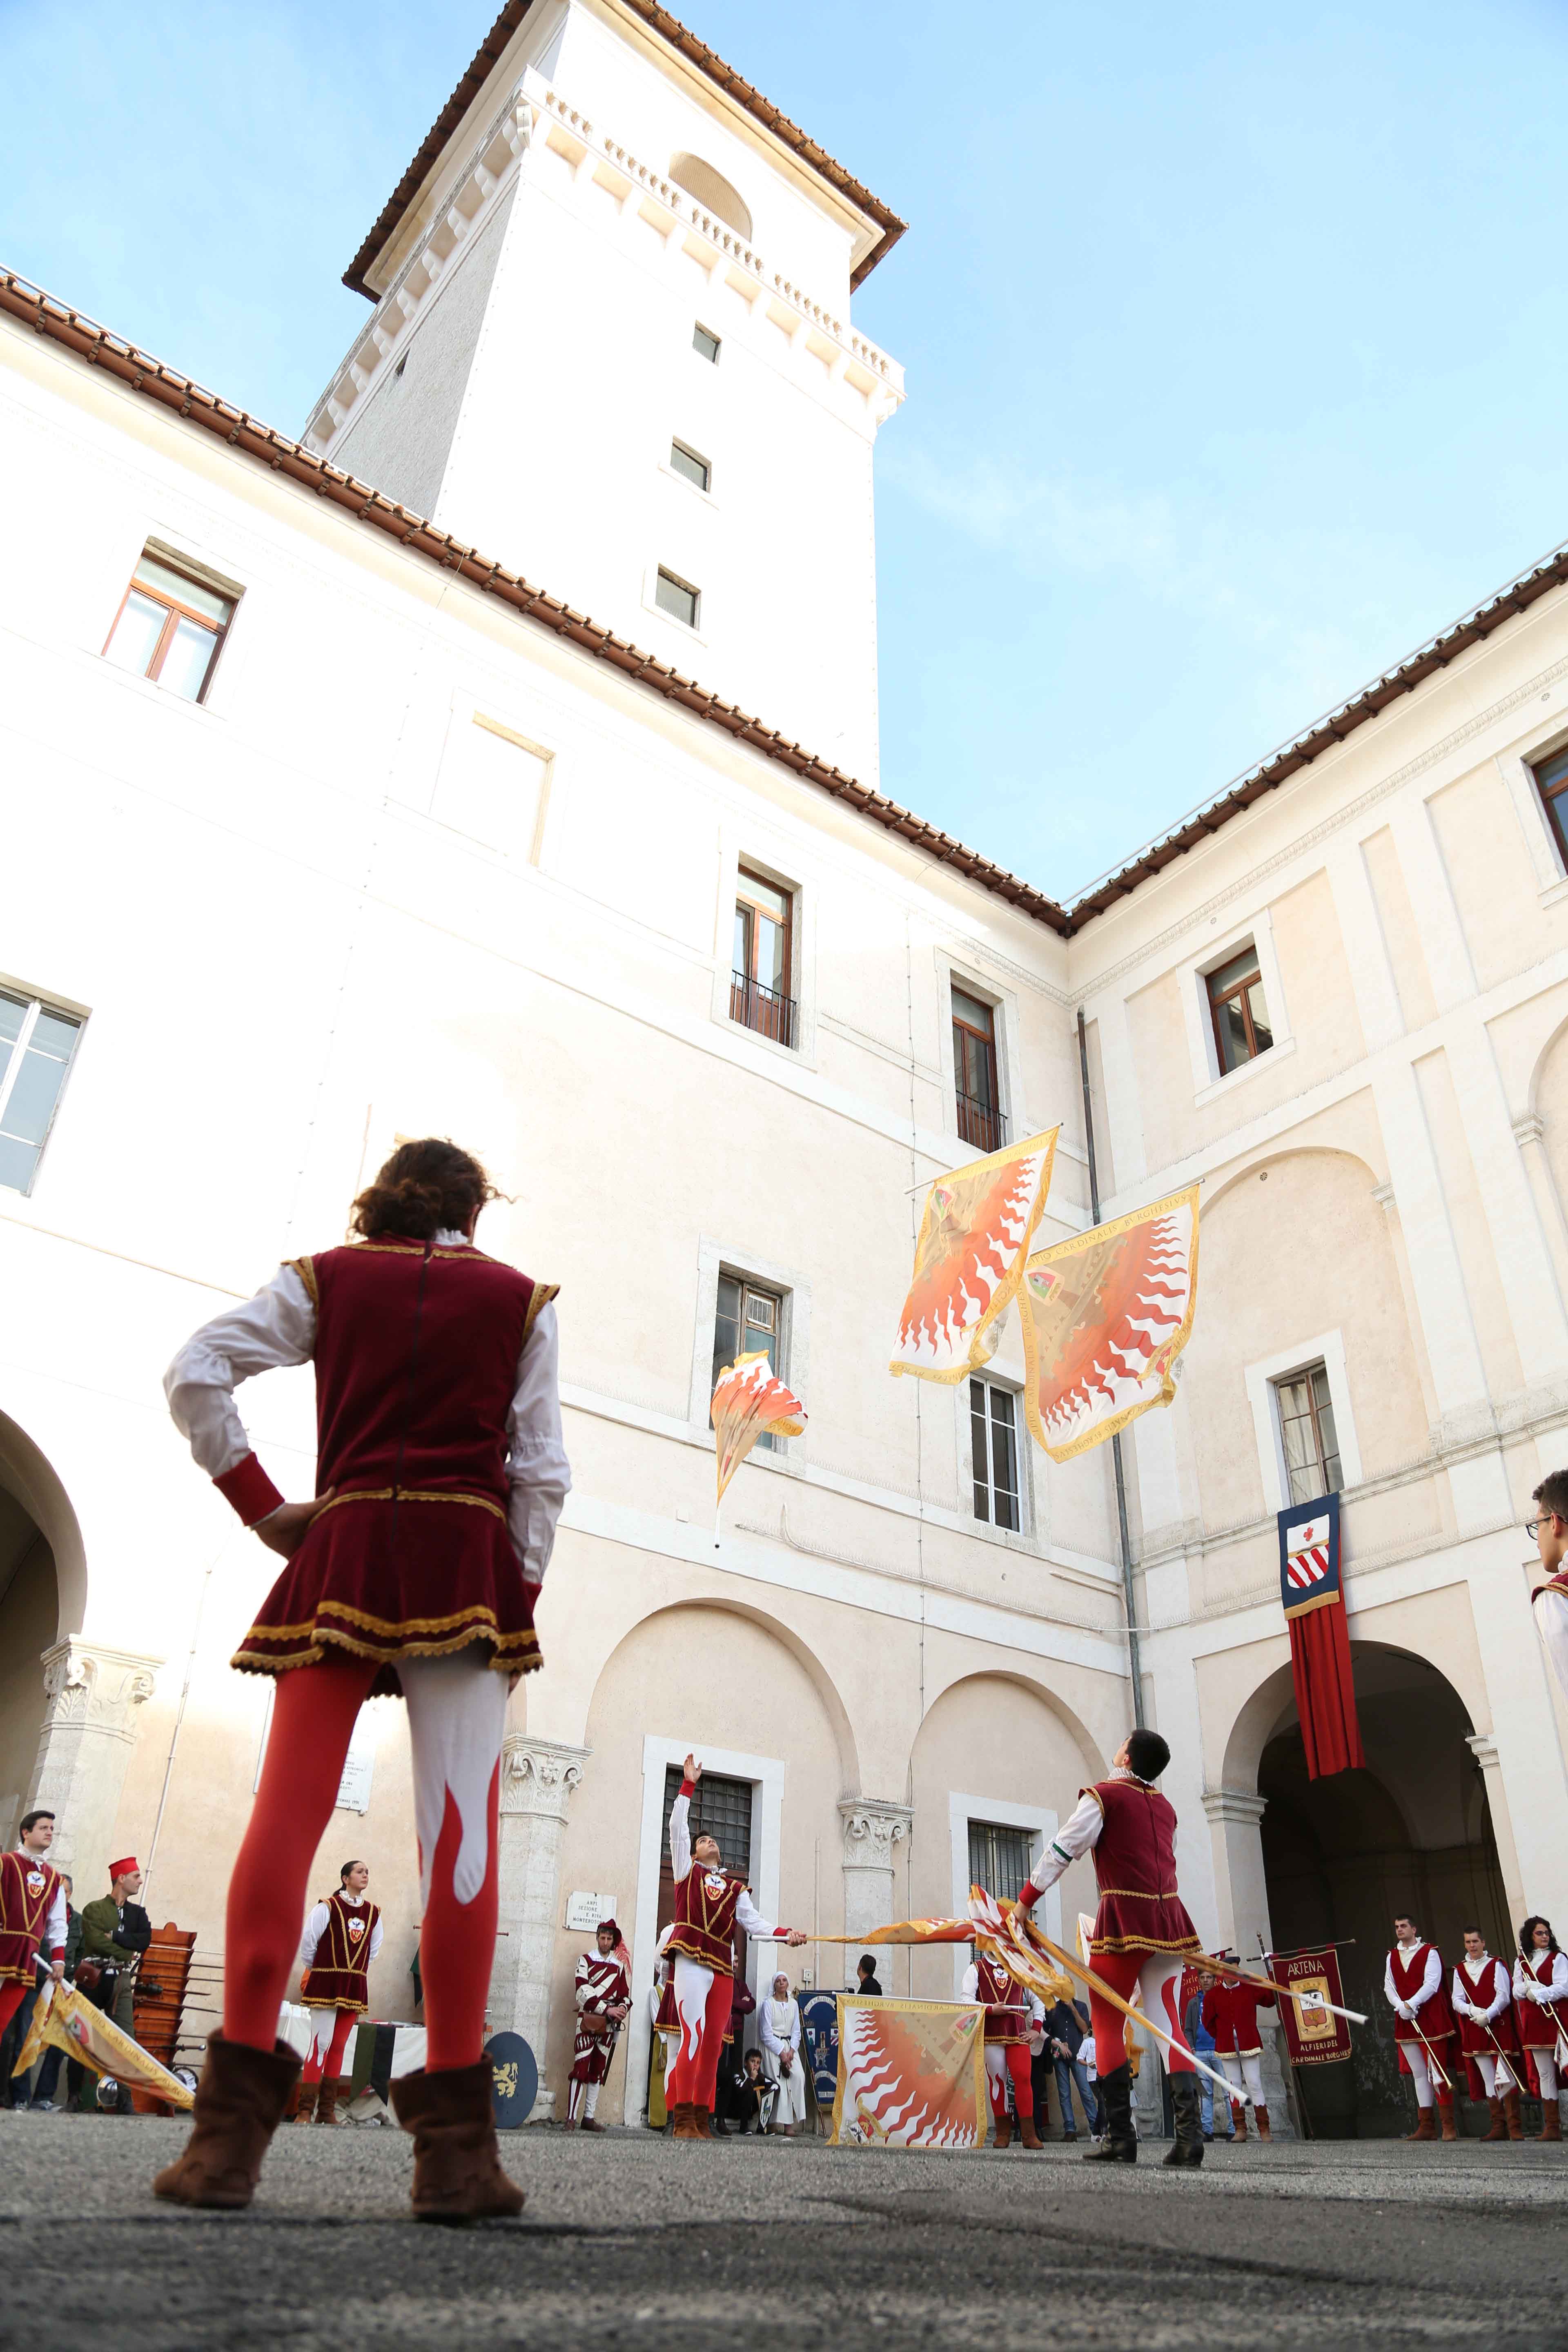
[1076,1007,1145,1728]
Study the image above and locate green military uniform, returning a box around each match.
[78,1896,139,2037]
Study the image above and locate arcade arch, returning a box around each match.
[0,1410,85,1841]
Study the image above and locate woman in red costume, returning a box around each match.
[154,1138,569,2220]
[294,1858,382,2126]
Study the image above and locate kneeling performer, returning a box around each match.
[1014,1728,1203,2169]
[664,1756,805,2140]
[962,1944,1043,2148]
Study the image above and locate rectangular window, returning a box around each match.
[731,867,796,1046]
[102,549,236,704]
[692,323,721,364]
[1533,746,1568,869]
[970,1379,1021,1531]
[1274,1361,1342,1506]
[655,566,700,629]
[670,440,711,492]
[0,992,83,1194]
[714,1272,784,1449]
[1206,946,1274,1075]
[952,985,1006,1152]
[968,1819,1033,1905]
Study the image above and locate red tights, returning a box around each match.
[302,2007,357,2085]
[0,1982,27,2039]
[1087,1948,1194,2075]
[225,1654,499,2073]
[984,2039,1033,2120]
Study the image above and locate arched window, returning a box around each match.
[668,153,752,241]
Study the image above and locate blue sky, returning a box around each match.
[4,1,1566,900]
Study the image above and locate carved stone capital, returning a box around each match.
[1200,1787,1267,1831]
[838,1797,914,1871]
[1466,1732,1501,1774]
[500,1735,589,1820]
[38,1640,160,1737]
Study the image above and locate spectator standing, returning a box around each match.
[760,1971,806,2136]
[79,1858,150,2040]
[855,1954,884,1999]
[1183,1969,1233,2145]
[1042,1995,1100,2144]
[27,1877,83,2112]
[0,1812,67,2108]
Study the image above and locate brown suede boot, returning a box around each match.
[670,2102,705,2141]
[1255,2105,1272,2142]
[1019,2113,1042,2149]
[1482,2096,1507,2142]
[1232,2101,1248,2140]
[313,2075,341,2126]
[1540,2099,1561,2142]
[1405,2105,1436,2141]
[1504,2090,1524,2141]
[283,2076,307,2125]
[1439,2099,1458,2141]
[695,2106,715,2139]
[993,2112,1012,2149]
[388,2064,526,2223]
[152,2034,301,2210]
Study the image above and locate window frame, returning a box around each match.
[669,439,713,494]
[1532,746,1568,872]
[0,987,86,1198]
[730,865,797,1049]
[690,1238,810,1454]
[950,982,1007,1154]
[654,565,702,631]
[969,1375,1023,1533]
[1205,945,1273,1075]
[102,550,237,705]
[1272,1359,1343,1508]
[1243,1328,1362,1515]
[713,1270,786,1449]
[1179,909,1294,1100]
[692,323,722,364]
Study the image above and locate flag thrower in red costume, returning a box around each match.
[1452,1926,1525,2141]
[663,1756,807,2140]
[1513,1915,1568,2141]
[1201,1962,1277,2142]
[296,1859,382,2127]
[1014,1726,1206,2172]
[1384,1914,1458,2142]
[155,1138,570,2221]
[961,1946,1044,2148]
[566,1919,632,2131]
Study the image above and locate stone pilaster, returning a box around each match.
[838,1797,913,1941]
[29,1640,160,1889]
[1199,1786,1295,2139]
[494,1734,588,2121]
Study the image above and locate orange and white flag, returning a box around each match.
[890,1128,1060,1383]
[711,1352,806,1504]
[1019,1185,1199,1459]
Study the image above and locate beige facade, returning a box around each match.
[2,0,1567,2135]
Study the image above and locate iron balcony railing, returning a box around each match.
[956,1091,1008,1154]
[731,971,798,1047]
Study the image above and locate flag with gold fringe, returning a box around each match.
[12,1980,194,2109]
[890,1128,1060,1383]
[1019,1185,1199,1459]
[711,1352,806,1505]
[830,1998,987,2148]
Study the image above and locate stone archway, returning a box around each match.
[0,1474,58,1843]
[1251,1644,1508,2138]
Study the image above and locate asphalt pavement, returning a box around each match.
[3,2111,1565,2350]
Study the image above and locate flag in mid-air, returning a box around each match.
[711,1352,807,1504]
[890,1128,1060,1383]
[1019,1186,1199,1459]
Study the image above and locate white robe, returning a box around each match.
[760,1993,806,2123]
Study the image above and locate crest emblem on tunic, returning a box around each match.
[704,1873,727,1897]
[25,1871,45,1895]
[348,1916,365,1940]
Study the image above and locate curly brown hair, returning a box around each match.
[350,1138,499,1242]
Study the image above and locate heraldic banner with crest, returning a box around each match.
[1277,1490,1364,1780]
[829,1997,987,2150]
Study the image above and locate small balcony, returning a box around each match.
[730,971,797,1048]
[956,1091,1008,1154]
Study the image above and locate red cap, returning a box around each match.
[108,1858,139,1881]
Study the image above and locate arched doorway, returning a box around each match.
[1258,1644,1508,2136]
[0,1479,58,1843]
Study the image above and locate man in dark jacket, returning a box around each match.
[855,1954,884,1998]
[1043,1996,1099,2141]
[79,1858,149,2040]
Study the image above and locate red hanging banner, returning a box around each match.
[1266,1947,1353,2068]
[1277,1492,1364,1779]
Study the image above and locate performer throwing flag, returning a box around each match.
[296,1859,381,2126]
[961,1944,1044,2148]
[1452,1925,1524,2141]
[566,1920,631,2131]
[664,1757,806,2140]
[1384,1913,1458,2142]
[155,1138,570,2219]
[1201,1959,1277,2142]
[1513,1916,1567,2142]
[1013,1728,1204,2169]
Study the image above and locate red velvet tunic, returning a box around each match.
[1516,1951,1568,2049]
[668,1866,748,1977]
[1452,1957,1519,2057]
[1084,1777,1202,1958]
[233,1236,556,1695]
[1201,1976,1277,2055]
[1388,1942,1455,2078]
[0,1851,62,1986]
[301,1890,382,2013]
[654,1973,679,2033]
[973,1951,1029,2044]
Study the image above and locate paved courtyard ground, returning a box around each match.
[3,2112,1565,2350]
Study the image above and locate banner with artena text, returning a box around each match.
[1267,1948,1352,2068]
[829,1997,987,2150]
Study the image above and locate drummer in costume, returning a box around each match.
[1383,1913,1458,2141]
[1013,1728,1205,2169]
[1513,1915,1567,2142]
[294,1860,382,2125]
[155,1138,569,2219]
[566,1919,631,2131]
[961,1945,1044,2148]
[664,1755,806,2140]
